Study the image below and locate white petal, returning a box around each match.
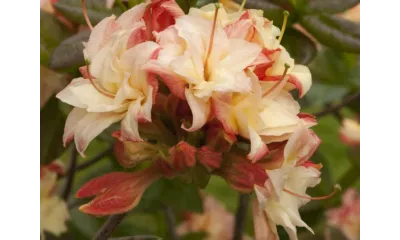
[182,88,210,132]
[247,127,269,162]
[116,3,148,29]
[74,112,124,156]
[63,107,87,146]
[288,65,312,98]
[120,99,143,142]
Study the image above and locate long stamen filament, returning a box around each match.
[262,63,290,98]
[81,0,94,30]
[277,11,290,43]
[204,3,221,75]
[86,65,115,98]
[239,0,247,11]
[284,184,341,201]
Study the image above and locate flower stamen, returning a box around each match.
[262,63,290,98]
[239,0,247,11]
[277,11,290,43]
[204,3,221,76]
[86,65,115,98]
[81,0,94,30]
[283,184,341,201]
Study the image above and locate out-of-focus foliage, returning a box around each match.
[40,0,360,239]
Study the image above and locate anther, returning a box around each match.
[81,0,94,30]
[86,65,115,98]
[277,11,289,43]
[283,184,341,201]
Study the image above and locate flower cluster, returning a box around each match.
[40,161,70,238]
[56,0,334,239]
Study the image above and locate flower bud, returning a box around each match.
[219,155,267,193]
[169,141,197,172]
[205,122,237,152]
[196,146,222,171]
[113,131,159,168]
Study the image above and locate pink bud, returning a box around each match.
[206,122,237,152]
[196,146,222,171]
[169,141,197,172]
[219,155,267,193]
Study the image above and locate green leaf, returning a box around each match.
[239,0,294,27]
[280,28,317,65]
[204,176,238,212]
[305,0,359,14]
[40,11,71,66]
[176,0,198,13]
[139,178,203,213]
[305,83,349,108]
[300,14,359,53]
[54,0,122,26]
[308,47,359,88]
[196,0,215,8]
[181,164,211,188]
[180,232,208,240]
[128,0,145,8]
[40,96,67,164]
[50,30,90,71]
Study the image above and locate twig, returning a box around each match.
[314,92,360,118]
[60,145,114,179]
[94,213,127,240]
[76,145,114,171]
[233,194,250,240]
[163,206,179,240]
[61,145,78,201]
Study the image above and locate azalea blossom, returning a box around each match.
[177,194,251,240]
[339,118,360,146]
[143,4,263,132]
[40,161,70,239]
[252,125,331,240]
[326,188,360,240]
[56,0,183,156]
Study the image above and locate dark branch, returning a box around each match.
[163,206,179,240]
[94,213,127,240]
[76,145,114,171]
[61,145,78,201]
[233,194,250,240]
[314,92,360,118]
[60,145,113,179]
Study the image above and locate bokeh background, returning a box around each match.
[40,0,360,239]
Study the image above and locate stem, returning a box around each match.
[163,206,179,240]
[94,213,127,240]
[61,145,78,201]
[233,194,250,240]
[314,92,360,118]
[60,145,113,179]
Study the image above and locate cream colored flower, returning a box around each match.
[57,4,161,156]
[40,162,70,238]
[339,118,360,146]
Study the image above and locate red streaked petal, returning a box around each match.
[211,94,238,135]
[247,127,269,162]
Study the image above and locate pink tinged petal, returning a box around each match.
[224,19,254,40]
[219,39,261,72]
[74,112,124,156]
[247,127,269,162]
[63,107,87,147]
[137,86,153,123]
[83,16,119,61]
[287,65,312,98]
[284,125,321,166]
[182,88,210,132]
[265,168,286,199]
[56,77,117,112]
[211,94,238,135]
[120,100,143,142]
[297,113,317,127]
[147,0,185,33]
[252,198,279,240]
[142,60,187,100]
[116,3,148,29]
[154,26,181,45]
[113,73,143,106]
[127,24,148,49]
